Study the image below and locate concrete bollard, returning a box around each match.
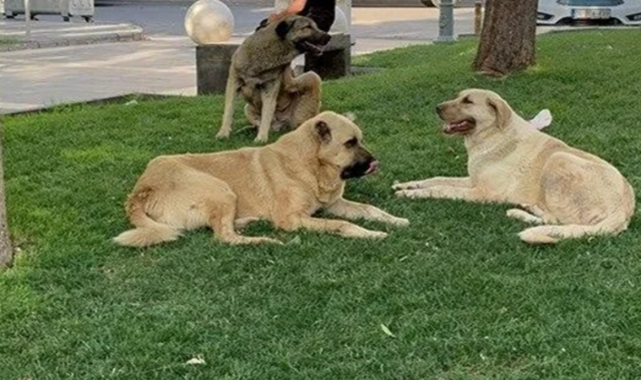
[435,0,456,43]
[474,0,483,35]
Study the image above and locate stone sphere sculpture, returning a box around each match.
[330,6,348,34]
[185,0,234,45]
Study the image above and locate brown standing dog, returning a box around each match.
[115,112,409,247]
[394,89,635,244]
[217,15,331,143]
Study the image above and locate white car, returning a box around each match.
[538,0,641,26]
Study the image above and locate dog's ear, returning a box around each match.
[256,18,269,32]
[487,96,512,129]
[314,120,332,143]
[276,20,293,39]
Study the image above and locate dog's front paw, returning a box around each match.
[389,217,410,227]
[216,131,230,139]
[392,180,424,191]
[340,224,388,239]
[395,189,424,199]
[254,134,269,143]
[366,230,389,239]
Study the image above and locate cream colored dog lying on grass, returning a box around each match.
[394,89,635,244]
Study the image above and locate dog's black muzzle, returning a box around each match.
[341,148,379,180]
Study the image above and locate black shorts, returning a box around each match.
[300,0,336,32]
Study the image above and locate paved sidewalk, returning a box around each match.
[2,6,482,114]
[0,35,437,114]
[0,20,144,51]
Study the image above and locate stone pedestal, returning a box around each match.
[304,33,351,80]
[196,43,240,95]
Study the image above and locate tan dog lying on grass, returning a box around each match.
[394,89,635,244]
[115,112,409,247]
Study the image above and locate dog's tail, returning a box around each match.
[113,190,181,248]
[519,183,635,244]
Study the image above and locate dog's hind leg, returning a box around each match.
[289,71,322,128]
[244,103,261,128]
[205,187,281,245]
[217,69,239,139]
[506,208,544,224]
[255,77,282,143]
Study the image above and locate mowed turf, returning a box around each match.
[1,30,641,379]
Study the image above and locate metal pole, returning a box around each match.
[436,0,456,43]
[24,0,31,40]
[474,0,483,35]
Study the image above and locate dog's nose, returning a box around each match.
[435,104,445,115]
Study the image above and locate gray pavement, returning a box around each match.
[0,5,476,114]
[0,20,144,51]
[93,4,269,36]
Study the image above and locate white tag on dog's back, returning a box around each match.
[528,109,553,130]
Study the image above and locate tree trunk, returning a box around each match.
[0,120,13,270]
[472,0,538,77]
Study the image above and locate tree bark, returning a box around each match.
[472,0,538,77]
[0,120,13,270]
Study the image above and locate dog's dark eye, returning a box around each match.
[462,96,473,104]
[344,138,357,148]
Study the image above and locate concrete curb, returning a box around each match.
[1,93,176,116]
[0,29,147,52]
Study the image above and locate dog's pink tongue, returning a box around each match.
[366,161,380,175]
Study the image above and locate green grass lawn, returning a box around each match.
[2,30,641,379]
